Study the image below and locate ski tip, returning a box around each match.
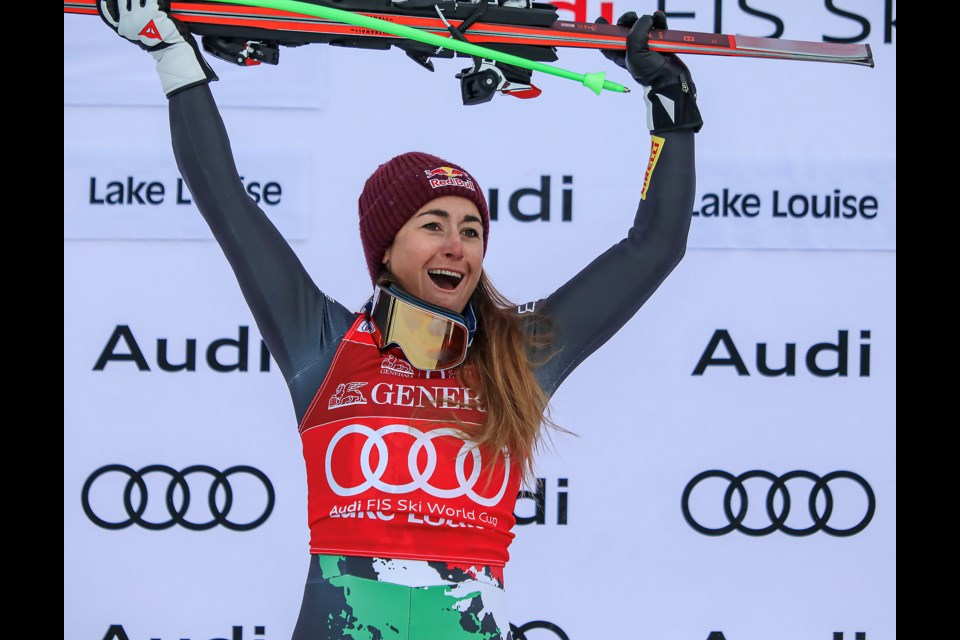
[865,43,875,69]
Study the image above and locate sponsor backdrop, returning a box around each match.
[64,1,895,639]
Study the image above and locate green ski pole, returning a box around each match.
[207,0,630,95]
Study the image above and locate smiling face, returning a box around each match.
[381,195,485,313]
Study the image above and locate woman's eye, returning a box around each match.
[462,228,480,238]
[423,222,441,231]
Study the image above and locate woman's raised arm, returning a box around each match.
[97,0,354,392]
[532,12,701,395]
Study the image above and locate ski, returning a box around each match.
[65,0,874,104]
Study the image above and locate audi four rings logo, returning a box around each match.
[325,424,511,507]
[82,464,275,531]
[681,470,875,537]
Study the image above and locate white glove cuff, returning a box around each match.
[151,42,211,97]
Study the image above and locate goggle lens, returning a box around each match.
[370,286,469,371]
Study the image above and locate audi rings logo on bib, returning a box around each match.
[325,424,511,507]
[81,464,275,531]
[681,470,875,537]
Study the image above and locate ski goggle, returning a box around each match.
[369,284,470,371]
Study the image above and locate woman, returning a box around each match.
[98,2,702,638]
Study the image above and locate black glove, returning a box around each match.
[98,0,218,97]
[598,11,703,134]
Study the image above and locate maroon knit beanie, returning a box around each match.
[358,151,490,284]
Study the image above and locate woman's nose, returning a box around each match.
[443,232,464,258]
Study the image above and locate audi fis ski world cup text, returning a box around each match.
[323,424,570,529]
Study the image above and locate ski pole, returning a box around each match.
[205,0,630,95]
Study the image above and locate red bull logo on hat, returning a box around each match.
[424,166,476,192]
[424,166,467,178]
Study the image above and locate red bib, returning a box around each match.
[299,315,521,567]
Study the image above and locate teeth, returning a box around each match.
[428,269,463,280]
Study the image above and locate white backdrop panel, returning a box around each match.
[63,15,327,108]
[64,144,310,239]
[64,2,895,639]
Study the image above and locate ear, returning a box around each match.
[381,246,391,266]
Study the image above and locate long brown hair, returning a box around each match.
[375,270,560,479]
[458,273,560,480]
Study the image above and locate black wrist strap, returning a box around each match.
[647,81,704,134]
